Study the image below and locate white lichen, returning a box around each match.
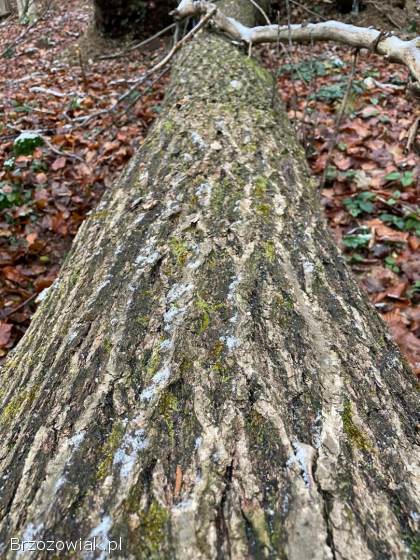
[69,430,85,450]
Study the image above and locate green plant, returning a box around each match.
[325,165,337,182]
[30,159,48,172]
[384,170,415,187]
[342,230,371,249]
[386,190,401,206]
[13,132,44,156]
[68,97,82,111]
[3,158,15,171]
[406,281,420,300]
[311,80,364,102]
[384,256,400,274]
[0,181,33,210]
[10,99,33,114]
[278,59,328,83]
[380,212,420,237]
[344,192,376,217]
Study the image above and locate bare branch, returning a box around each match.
[75,7,217,127]
[174,1,420,86]
[246,0,271,25]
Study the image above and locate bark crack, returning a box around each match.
[215,461,233,560]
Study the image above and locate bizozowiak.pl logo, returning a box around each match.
[10,536,123,555]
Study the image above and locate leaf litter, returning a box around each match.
[0,0,419,375]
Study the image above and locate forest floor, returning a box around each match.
[0,0,419,373]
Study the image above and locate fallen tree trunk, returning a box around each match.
[0,0,419,558]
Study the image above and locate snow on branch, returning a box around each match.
[173,0,420,86]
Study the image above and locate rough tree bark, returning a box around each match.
[16,0,36,20]
[0,0,419,559]
[93,0,176,39]
[0,0,11,17]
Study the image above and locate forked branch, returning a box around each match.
[173,0,420,86]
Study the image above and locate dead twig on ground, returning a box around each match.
[0,293,38,320]
[271,10,281,108]
[288,0,327,21]
[74,7,217,128]
[406,116,419,153]
[97,23,177,61]
[246,0,271,25]
[1,0,53,58]
[320,49,359,190]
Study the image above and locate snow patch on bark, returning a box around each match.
[196,182,212,206]
[140,366,171,401]
[113,429,148,480]
[287,441,315,488]
[191,131,207,149]
[69,430,85,450]
[164,283,194,335]
[88,515,112,560]
[167,283,193,303]
[18,523,44,556]
[220,334,239,351]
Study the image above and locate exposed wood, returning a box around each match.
[0,1,419,558]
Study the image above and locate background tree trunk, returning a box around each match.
[93,0,176,39]
[405,0,420,29]
[0,0,419,558]
[16,0,36,20]
[0,0,10,16]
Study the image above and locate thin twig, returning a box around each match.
[288,0,327,21]
[75,7,217,128]
[1,0,53,58]
[299,31,317,150]
[406,116,419,153]
[76,47,89,93]
[1,292,38,320]
[42,136,85,162]
[320,49,359,190]
[285,0,292,50]
[246,0,271,25]
[97,23,177,61]
[284,0,299,127]
[92,66,171,139]
[6,122,85,161]
[271,10,281,108]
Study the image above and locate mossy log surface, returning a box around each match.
[0,2,419,558]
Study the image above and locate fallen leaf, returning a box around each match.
[0,322,12,347]
[51,156,67,170]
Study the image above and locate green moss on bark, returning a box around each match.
[342,400,372,452]
[97,422,125,480]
